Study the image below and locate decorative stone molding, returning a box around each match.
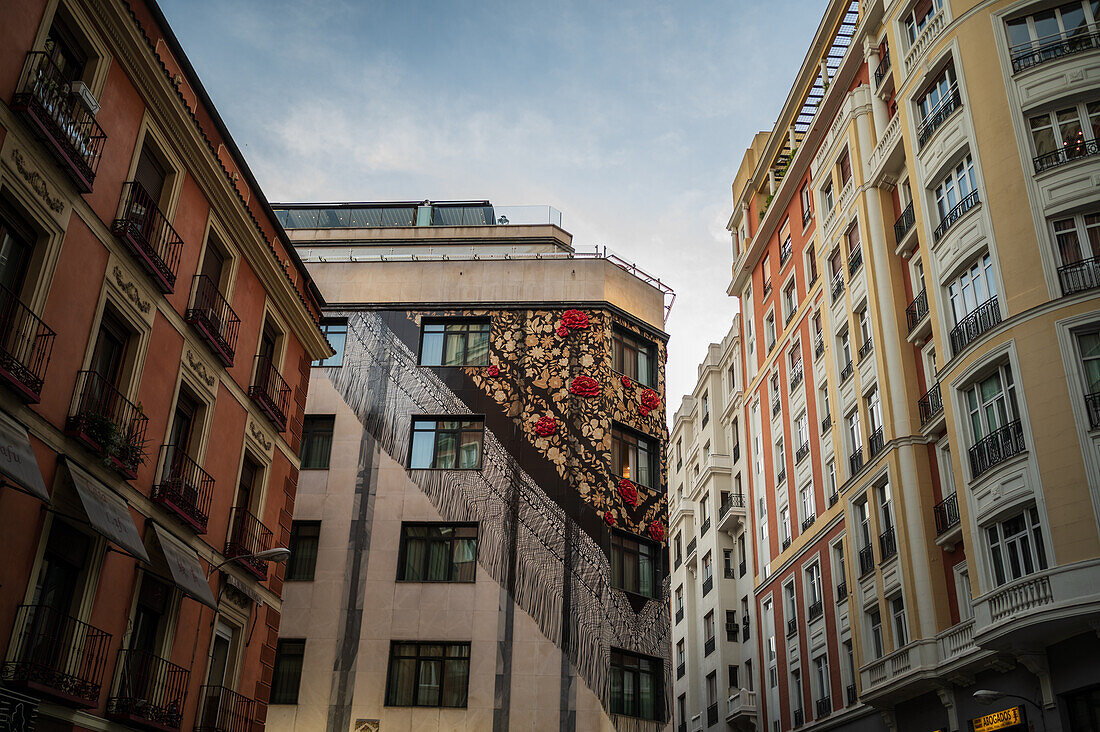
[246,418,273,454]
[183,348,216,389]
[10,149,64,214]
[111,265,152,315]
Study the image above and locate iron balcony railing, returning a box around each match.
[933,190,980,243]
[858,545,875,576]
[763,281,772,298]
[111,181,183,293]
[186,275,241,367]
[831,272,845,302]
[836,580,848,602]
[816,696,833,718]
[1033,139,1100,173]
[918,382,943,426]
[733,443,740,461]
[1059,256,1100,296]
[794,708,805,728]
[849,447,864,475]
[949,296,1000,355]
[1086,392,1100,429]
[821,414,832,433]
[879,526,897,562]
[720,493,745,520]
[675,606,684,624]
[868,427,885,458]
[787,618,798,636]
[815,335,825,359]
[772,393,782,416]
[676,662,685,679]
[11,52,106,192]
[704,637,716,656]
[194,685,256,732]
[803,206,813,228]
[1,604,112,707]
[795,442,810,463]
[107,648,189,730]
[790,362,804,390]
[707,702,719,727]
[700,517,711,536]
[829,491,839,507]
[777,467,787,484]
[726,621,740,642]
[225,507,273,580]
[917,86,963,148]
[801,514,815,532]
[848,248,864,277]
[0,283,55,402]
[67,370,148,478]
[934,492,961,535]
[249,355,290,432]
[686,536,697,556]
[894,201,915,244]
[873,48,891,87]
[152,444,214,534]
[742,619,750,641]
[906,288,928,332]
[808,600,823,621]
[780,238,793,265]
[702,575,713,596]
[969,420,1026,478]
[782,536,792,550]
[858,337,873,362]
[1011,28,1100,72]
[847,684,858,705]
[724,566,736,579]
[840,360,854,383]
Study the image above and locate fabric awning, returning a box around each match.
[66,459,150,563]
[0,415,48,502]
[151,524,218,610]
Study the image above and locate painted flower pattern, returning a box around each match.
[562,309,590,330]
[534,415,558,436]
[570,375,601,398]
[604,511,616,527]
[618,478,639,507]
[487,364,499,377]
[648,520,666,543]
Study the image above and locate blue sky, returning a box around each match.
[160,0,825,408]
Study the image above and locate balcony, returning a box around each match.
[969,420,1025,479]
[107,649,189,731]
[0,284,55,402]
[873,49,891,88]
[868,427,885,458]
[725,621,740,642]
[1,604,111,707]
[790,362,804,390]
[718,492,746,532]
[949,295,1000,356]
[1012,28,1100,72]
[66,370,149,479]
[794,707,804,728]
[858,337,873,363]
[933,493,960,536]
[225,507,273,580]
[1034,139,1100,174]
[905,288,929,340]
[152,444,214,534]
[186,276,240,367]
[676,661,685,679]
[858,545,875,577]
[111,182,183,294]
[917,86,962,149]
[703,574,713,596]
[700,517,711,536]
[848,248,863,277]
[847,684,857,705]
[249,355,290,432]
[686,536,698,567]
[777,467,787,485]
[780,238,793,266]
[879,526,897,562]
[821,414,832,433]
[772,394,782,416]
[815,335,825,359]
[787,618,797,636]
[829,491,839,507]
[1059,256,1100,296]
[727,688,758,722]
[675,606,684,625]
[831,272,845,302]
[1086,392,1100,429]
[707,702,719,726]
[839,360,853,383]
[904,9,947,74]
[849,447,864,475]
[795,442,809,463]
[816,696,832,718]
[801,514,816,533]
[11,52,106,192]
[894,202,916,249]
[704,636,716,656]
[782,536,792,550]
[808,600,823,621]
[918,382,944,429]
[861,640,939,700]
[836,581,848,602]
[194,685,256,732]
[933,190,980,244]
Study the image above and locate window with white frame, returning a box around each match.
[1006,1,1100,66]
[855,498,872,550]
[947,253,998,327]
[766,311,777,351]
[823,180,835,211]
[775,437,785,476]
[796,413,809,451]
[987,507,1048,586]
[839,328,852,369]
[866,388,883,436]
[903,0,944,46]
[954,564,974,620]
[783,279,798,320]
[868,608,885,659]
[1028,101,1100,163]
[838,149,852,186]
[890,595,909,647]
[805,562,823,607]
[934,155,978,221]
[780,506,791,542]
[1077,329,1100,396]
[799,482,814,523]
[763,254,772,291]
[784,581,798,630]
[827,460,837,498]
[846,222,861,260]
[916,63,957,135]
[877,482,894,532]
[820,387,831,423]
[807,244,818,283]
[801,183,813,224]
[813,655,830,702]
[847,409,862,455]
[1051,211,1100,268]
[857,308,871,351]
[964,363,1020,443]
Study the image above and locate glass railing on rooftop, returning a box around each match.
[274,203,562,229]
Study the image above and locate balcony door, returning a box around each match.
[134,144,167,215]
[90,311,129,391]
[200,621,240,727]
[24,520,90,669]
[44,13,88,85]
[947,253,996,328]
[235,457,260,517]
[119,574,174,703]
[0,206,34,297]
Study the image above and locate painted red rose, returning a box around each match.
[640,388,661,410]
[604,511,616,527]
[487,365,499,377]
[534,415,558,437]
[569,375,601,398]
[618,478,639,507]
[621,375,633,389]
[561,309,589,330]
[556,324,569,337]
[648,520,666,542]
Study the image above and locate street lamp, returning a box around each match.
[206,547,291,578]
[972,690,1046,732]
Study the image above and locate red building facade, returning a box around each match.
[0,1,330,730]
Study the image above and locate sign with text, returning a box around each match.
[0,418,47,501]
[971,706,1026,732]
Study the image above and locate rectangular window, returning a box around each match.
[987,507,1048,586]
[891,595,909,647]
[271,639,306,704]
[869,609,884,659]
[807,244,818,282]
[763,254,772,291]
[1029,101,1100,160]
[702,391,711,425]
[838,149,852,185]
[314,319,347,367]
[805,563,823,605]
[1079,330,1100,393]
[611,425,656,487]
[611,530,659,598]
[613,329,656,387]
[904,0,943,45]
[964,364,1019,442]
[847,410,862,454]
[847,222,861,260]
[1052,211,1100,266]
[385,641,471,707]
[784,280,798,318]
[765,312,776,350]
[420,319,490,367]
[801,183,812,224]
[397,523,478,582]
[610,649,663,720]
[409,418,484,469]
[705,611,715,642]
[916,64,957,128]
[948,252,997,326]
[823,181,835,211]
[300,415,335,469]
[780,506,791,542]
[729,664,740,689]
[1007,1,1100,62]
[934,155,977,221]
[286,521,320,581]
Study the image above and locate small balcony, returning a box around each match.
[790,361,804,390]
[858,545,875,577]
[186,276,240,367]
[686,536,698,567]
[808,600,823,621]
[111,182,183,294]
[782,536,792,550]
[918,382,944,430]
[1086,392,1100,430]
[718,492,746,532]
[777,467,787,485]
[1059,256,1100,297]
[894,202,916,252]
[772,393,782,416]
[1011,28,1100,73]
[846,684,857,705]
[675,606,684,625]
[676,661,685,679]
[795,441,809,463]
[702,574,713,596]
[836,580,848,602]
[848,248,864,277]
[801,514,815,533]
[949,295,1000,356]
[831,272,845,302]
[969,420,1026,479]
[905,288,930,342]
[1034,139,1100,174]
[0,283,55,402]
[1,604,111,707]
[816,696,832,718]
[780,238,793,266]
[828,491,839,507]
[787,618,797,637]
[107,649,189,731]
[794,707,804,728]
[249,355,290,432]
[814,335,825,359]
[700,517,711,536]
[933,190,980,244]
[858,337,873,363]
[707,702,719,727]
[704,637,716,656]
[821,414,832,433]
[839,360,853,383]
[67,370,148,479]
[725,621,740,641]
[11,52,106,192]
[152,444,213,534]
[934,492,960,536]
[868,427,885,459]
[917,86,962,149]
[879,526,897,562]
[873,49,891,88]
[727,688,757,722]
[225,507,273,580]
[194,685,256,732]
[849,447,864,476]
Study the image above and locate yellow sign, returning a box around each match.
[971,706,1025,732]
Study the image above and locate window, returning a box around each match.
[765,311,777,350]
[948,253,997,327]
[783,280,798,319]
[823,180,835,211]
[707,670,718,707]
[613,329,656,387]
[1007,1,1100,65]
[801,183,813,224]
[847,410,862,454]
[813,655,830,702]
[934,155,978,221]
[855,499,872,550]
[419,319,490,367]
[300,415,334,469]
[128,573,174,655]
[774,438,785,479]
[796,414,809,451]
[846,222,861,261]
[857,308,871,350]
[805,563,823,606]
[385,642,471,707]
[43,10,89,85]
[397,523,478,582]
[286,521,320,581]
[987,507,1048,586]
[314,319,347,367]
[611,425,656,487]
[903,0,943,46]
[829,248,843,281]
[780,506,791,543]
[1079,330,1100,395]
[1052,211,1100,266]
[867,388,883,436]
[827,460,837,498]
[271,639,305,704]
[675,585,684,616]
[916,64,957,129]
[763,254,772,292]
[1064,683,1100,732]
[839,329,852,369]
[610,649,663,720]
[890,596,909,647]
[807,244,818,283]
[409,418,484,469]
[724,549,734,575]
[878,482,894,531]
[674,533,682,565]
[702,391,711,425]
[1029,101,1100,161]
[784,582,797,631]
[964,364,1019,443]
[868,609,884,659]
[676,639,685,667]
[677,694,687,728]
[612,530,659,598]
[702,552,713,584]
[838,149,852,186]
[705,611,716,643]
[729,664,740,688]
[799,483,813,523]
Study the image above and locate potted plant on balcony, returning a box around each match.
[82,412,124,468]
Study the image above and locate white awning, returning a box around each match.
[65,459,150,563]
[0,415,48,502]
[152,524,217,610]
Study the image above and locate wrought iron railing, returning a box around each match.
[675,606,684,624]
[848,247,863,276]
[1011,29,1100,72]
[787,618,798,636]
[934,492,960,535]
[782,536,792,550]
[1086,392,1100,430]
[702,575,713,596]
[969,420,1026,478]
[821,414,832,433]
[836,580,848,602]
[67,370,148,477]
[917,86,962,148]
[918,382,943,426]
[858,337,873,362]
[795,442,809,463]
[780,238,793,265]
[186,275,240,367]
[801,514,815,532]
[840,360,853,382]
[700,517,711,536]
[868,427,885,458]
[949,295,999,355]
[707,702,719,726]
[894,201,915,244]
[0,283,55,402]
[829,491,839,507]
[720,493,745,517]
[849,447,864,475]
[790,362,804,390]
[726,621,740,642]
[686,537,697,556]
[831,272,845,302]
[194,685,256,732]
[859,545,875,576]
[249,355,290,432]
[772,393,782,416]
[704,637,715,656]
[879,526,897,561]
[225,507,273,579]
[906,288,928,332]
[111,181,184,293]
[1033,139,1100,173]
[676,662,685,679]
[1,604,111,707]
[847,684,857,705]
[153,444,214,533]
[107,648,189,730]
[873,49,891,87]
[777,467,787,484]
[933,190,980,243]
[794,707,804,727]
[1059,256,1100,296]
[816,696,832,718]
[808,600,823,621]
[815,335,825,359]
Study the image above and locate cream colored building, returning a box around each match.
[267,201,676,732]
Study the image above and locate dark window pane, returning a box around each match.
[287,521,320,581]
[300,415,335,469]
[271,639,305,704]
[314,320,347,367]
